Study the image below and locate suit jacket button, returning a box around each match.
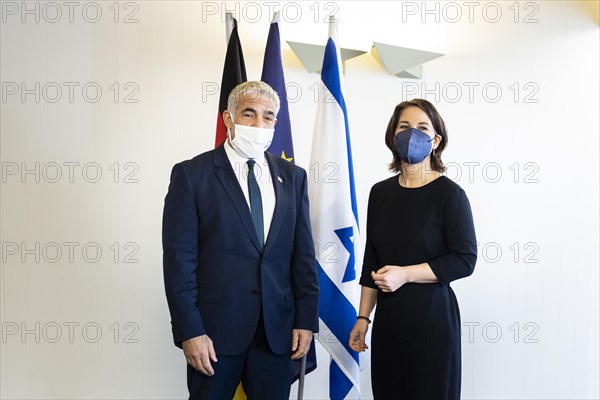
[252,289,261,295]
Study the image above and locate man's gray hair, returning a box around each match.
[227,81,280,117]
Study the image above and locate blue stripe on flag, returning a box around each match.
[317,261,359,362]
[330,359,353,400]
[320,38,359,228]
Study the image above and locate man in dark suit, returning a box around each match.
[163,81,319,400]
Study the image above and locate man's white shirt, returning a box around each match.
[223,142,276,245]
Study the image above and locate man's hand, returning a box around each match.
[291,329,312,360]
[182,334,218,376]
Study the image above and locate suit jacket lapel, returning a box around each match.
[213,145,262,252]
[263,152,287,258]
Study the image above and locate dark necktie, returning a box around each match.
[247,160,264,248]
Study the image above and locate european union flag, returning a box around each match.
[261,12,315,387]
[261,12,294,163]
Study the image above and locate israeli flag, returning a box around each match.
[309,17,361,400]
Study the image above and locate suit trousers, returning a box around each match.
[187,311,293,400]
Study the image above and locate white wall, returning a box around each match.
[1,1,598,399]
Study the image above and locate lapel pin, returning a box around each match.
[277,176,283,183]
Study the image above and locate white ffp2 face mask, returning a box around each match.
[227,122,274,159]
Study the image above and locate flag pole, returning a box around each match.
[225,12,234,42]
[293,14,304,394]
[222,14,248,400]
[297,353,306,400]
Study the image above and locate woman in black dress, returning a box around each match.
[348,99,477,399]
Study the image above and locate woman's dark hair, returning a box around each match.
[385,98,448,173]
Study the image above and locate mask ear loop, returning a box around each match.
[428,135,436,157]
[226,114,236,142]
